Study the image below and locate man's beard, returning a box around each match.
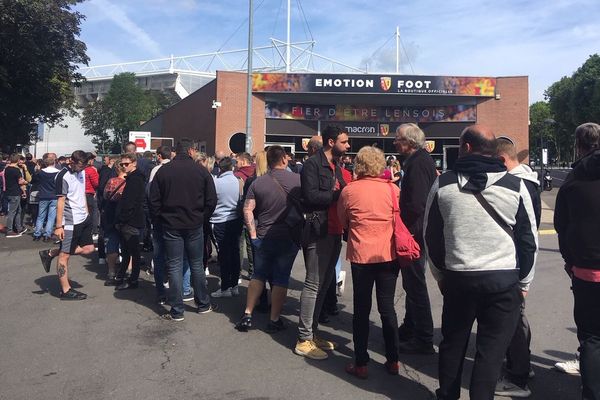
[332,146,346,157]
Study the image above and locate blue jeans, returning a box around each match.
[153,224,192,299]
[212,219,243,290]
[34,199,57,238]
[163,227,210,317]
[252,238,299,287]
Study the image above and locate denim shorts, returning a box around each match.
[251,238,299,287]
[104,227,120,254]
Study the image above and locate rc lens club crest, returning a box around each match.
[380,77,392,91]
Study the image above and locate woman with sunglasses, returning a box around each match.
[113,153,146,290]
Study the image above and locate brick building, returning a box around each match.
[140,71,528,170]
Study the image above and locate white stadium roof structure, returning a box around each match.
[75,39,365,105]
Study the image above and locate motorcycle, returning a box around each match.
[543,169,553,191]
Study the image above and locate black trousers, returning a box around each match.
[351,261,400,367]
[573,277,600,400]
[117,224,141,283]
[436,284,521,400]
[400,250,434,344]
[505,300,531,386]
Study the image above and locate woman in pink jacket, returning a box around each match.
[338,146,401,379]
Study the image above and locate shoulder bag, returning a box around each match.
[388,182,421,266]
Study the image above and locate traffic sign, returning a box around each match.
[129,131,151,152]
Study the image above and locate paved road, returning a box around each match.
[0,191,582,400]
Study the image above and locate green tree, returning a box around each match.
[82,73,177,152]
[529,101,554,162]
[545,54,600,163]
[0,0,89,150]
[103,73,155,146]
[81,99,114,154]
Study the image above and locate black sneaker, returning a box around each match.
[104,277,123,287]
[33,236,41,241]
[235,314,252,331]
[6,231,22,238]
[265,318,286,334]
[183,292,194,302]
[161,313,184,322]
[197,303,217,314]
[115,280,139,291]
[39,249,56,273]
[60,288,87,301]
[398,339,436,355]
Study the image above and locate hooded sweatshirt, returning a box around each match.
[510,164,541,228]
[555,149,600,271]
[424,154,538,293]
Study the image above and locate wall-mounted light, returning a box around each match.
[212,100,222,109]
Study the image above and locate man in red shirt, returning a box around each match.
[84,152,100,237]
[294,125,350,360]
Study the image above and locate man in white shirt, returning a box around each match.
[39,150,95,300]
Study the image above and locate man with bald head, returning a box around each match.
[424,124,538,399]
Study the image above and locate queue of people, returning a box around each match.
[2,121,599,400]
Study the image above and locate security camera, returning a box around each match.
[212,100,222,109]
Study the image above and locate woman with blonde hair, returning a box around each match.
[338,145,402,379]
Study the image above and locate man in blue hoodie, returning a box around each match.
[424,125,538,400]
[33,153,60,241]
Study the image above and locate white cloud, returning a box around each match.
[90,0,162,57]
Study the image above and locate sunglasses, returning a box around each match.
[119,162,132,167]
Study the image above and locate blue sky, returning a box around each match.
[76,0,600,102]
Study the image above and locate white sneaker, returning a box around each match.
[554,355,580,375]
[211,288,232,298]
[231,285,239,296]
[98,258,106,265]
[337,271,346,296]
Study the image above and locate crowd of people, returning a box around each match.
[1,121,599,400]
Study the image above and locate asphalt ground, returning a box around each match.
[0,188,582,400]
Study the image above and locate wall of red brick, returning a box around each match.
[215,71,265,154]
[161,79,217,152]
[477,76,530,161]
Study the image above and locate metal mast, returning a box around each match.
[245,0,254,152]
[286,0,291,72]
[395,26,400,74]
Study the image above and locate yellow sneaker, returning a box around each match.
[294,339,328,360]
[313,336,338,351]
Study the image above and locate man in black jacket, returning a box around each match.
[114,153,146,290]
[149,139,217,321]
[394,123,437,354]
[294,125,349,360]
[555,122,600,400]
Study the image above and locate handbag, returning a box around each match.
[388,182,420,265]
